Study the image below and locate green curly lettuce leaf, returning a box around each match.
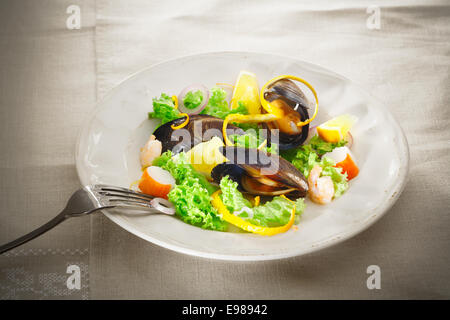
[153,151,225,231]
[281,135,347,162]
[319,156,349,198]
[148,88,251,128]
[148,93,181,125]
[308,135,348,156]
[251,196,305,227]
[183,90,204,110]
[201,87,248,119]
[219,176,305,227]
[228,130,278,154]
[219,175,252,213]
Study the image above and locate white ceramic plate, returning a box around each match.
[76,51,409,261]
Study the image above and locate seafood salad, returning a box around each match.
[135,71,359,236]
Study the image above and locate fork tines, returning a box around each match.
[92,184,155,209]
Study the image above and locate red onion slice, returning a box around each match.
[345,132,353,149]
[304,126,317,144]
[150,197,176,215]
[177,84,210,115]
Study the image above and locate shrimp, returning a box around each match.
[140,135,162,168]
[308,165,334,204]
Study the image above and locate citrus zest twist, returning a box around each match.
[171,95,178,109]
[260,75,319,127]
[211,190,296,236]
[171,113,189,130]
[222,113,278,146]
[215,83,234,88]
[280,194,294,203]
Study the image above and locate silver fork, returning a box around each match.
[0,184,169,254]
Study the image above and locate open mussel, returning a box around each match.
[211,146,308,198]
[153,115,244,154]
[263,79,310,150]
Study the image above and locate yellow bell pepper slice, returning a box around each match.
[211,190,296,236]
[222,113,278,146]
[260,75,319,127]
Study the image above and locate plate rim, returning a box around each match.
[75,50,410,261]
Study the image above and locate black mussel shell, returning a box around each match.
[153,114,244,154]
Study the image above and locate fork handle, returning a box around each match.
[0,212,68,254]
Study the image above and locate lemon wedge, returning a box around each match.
[231,70,261,114]
[185,136,227,178]
[316,114,357,143]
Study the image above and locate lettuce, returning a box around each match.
[281,135,347,162]
[251,196,305,227]
[219,176,305,227]
[319,156,349,198]
[148,88,250,127]
[229,133,278,154]
[293,150,348,197]
[281,135,348,198]
[229,130,278,154]
[153,151,214,193]
[183,90,203,110]
[148,93,181,124]
[230,133,259,149]
[201,87,248,119]
[153,151,226,231]
[308,135,347,156]
[219,175,252,213]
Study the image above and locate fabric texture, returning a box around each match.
[0,0,449,299]
[92,0,450,299]
[0,0,95,299]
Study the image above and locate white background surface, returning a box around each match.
[0,0,449,299]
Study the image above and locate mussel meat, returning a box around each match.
[263,79,310,150]
[153,115,244,154]
[211,146,308,198]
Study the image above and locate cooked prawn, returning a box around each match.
[308,165,334,204]
[140,135,162,168]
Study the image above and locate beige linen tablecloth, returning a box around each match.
[1,0,449,299]
[0,0,96,298]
